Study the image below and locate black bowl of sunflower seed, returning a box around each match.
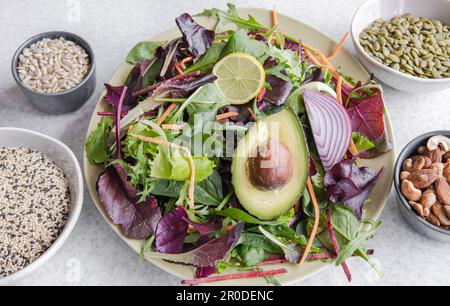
[11,31,96,114]
[351,0,450,92]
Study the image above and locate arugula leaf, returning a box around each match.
[196,3,269,32]
[85,116,112,164]
[266,47,302,86]
[221,29,269,61]
[184,43,226,74]
[352,132,375,152]
[264,225,307,246]
[215,208,284,226]
[126,41,164,64]
[335,219,381,266]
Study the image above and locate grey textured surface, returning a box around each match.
[1,0,449,286]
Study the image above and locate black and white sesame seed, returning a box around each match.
[0,147,71,278]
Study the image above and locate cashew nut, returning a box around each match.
[417,146,427,155]
[426,213,441,227]
[430,162,445,177]
[420,189,437,210]
[409,201,430,217]
[431,203,450,226]
[403,156,431,172]
[444,205,450,219]
[401,179,422,202]
[400,171,410,180]
[435,178,450,206]
[443,162,450,183]
[444,152,450,163]
[427,135,450,153]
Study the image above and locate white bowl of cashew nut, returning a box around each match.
[394,131,450,241]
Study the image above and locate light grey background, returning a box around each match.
[1,0,449,286]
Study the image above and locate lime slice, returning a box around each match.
[213,52,266,105]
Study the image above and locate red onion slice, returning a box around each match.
[302,89,352,172]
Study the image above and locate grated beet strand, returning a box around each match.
[181,268,287,286]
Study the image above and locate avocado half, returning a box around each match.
[231,109,309,220]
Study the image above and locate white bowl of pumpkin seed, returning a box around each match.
[351,0,450,92]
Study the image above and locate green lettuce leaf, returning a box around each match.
[352,132,376,152]
[85,116,112,164]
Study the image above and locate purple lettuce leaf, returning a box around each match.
[324,159,384,219]
[155,207,189,254]
[153,73,217,99]
[96,165,162,239]
[183,216,223,236]
[359,121,393,159]
[155,207,223,254]
[262,75,292,106]
[145,222,244,267]
[175,13,215,60]
[195,265,217,278]
[156,39,183,79]
[104,61,151,111]
[285,38,302,54]
[341,82,385,141]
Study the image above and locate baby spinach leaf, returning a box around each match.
[221,29,268,61]
[126,41,164,64]
[184,44,226,74]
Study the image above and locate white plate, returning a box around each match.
[84,7,396,285]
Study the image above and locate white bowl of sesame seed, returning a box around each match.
[0,128,83,285]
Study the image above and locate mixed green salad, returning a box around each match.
[86,4,392,285]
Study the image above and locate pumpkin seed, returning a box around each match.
[359,14,450,79]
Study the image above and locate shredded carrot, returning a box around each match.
[156,103,177,126]
[179,57,193,70]
[161,123,187,131]
[174,62,185,76]
[271,5,278,26]
[304,48,324,67]
[328,32,349,59]
[129,133,196,210]
[216,112,239,121]
[299,177,320,267]
[247,108,258,122]
[181,268,287,286]
[256,87,267,103]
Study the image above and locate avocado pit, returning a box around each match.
[248,139,293,190]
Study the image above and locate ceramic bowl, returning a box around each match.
[351,0,450,92]
[394,130,450,242]
[11,31,96,114]
[0,128,83,284]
